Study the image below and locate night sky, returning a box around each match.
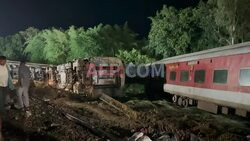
[0,0,200,37]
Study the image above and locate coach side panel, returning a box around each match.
[164,53,250,111]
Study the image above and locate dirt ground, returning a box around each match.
[2,83,250,141]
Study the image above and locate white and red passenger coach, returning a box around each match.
[157,42,250,117]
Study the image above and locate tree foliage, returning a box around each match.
[0,27,39,61]
[192,1,222,51]
[116,48,155,64]
[147,5,209,58]
[215,0,250,44]
[147,0,250,58]
[25,32,46,63]
[42,29,69,64]
[24,23,143,64]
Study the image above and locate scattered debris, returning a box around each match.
[2,84,250,141]
[128,132,144,141]
[99,93,138,120]
[190,133,199,141]
[247,135,250,141]
[137,135,152,141]
[64,113,120,140]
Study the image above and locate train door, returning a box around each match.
[187,61,196,88]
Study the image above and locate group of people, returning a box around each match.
[0,55,33,138]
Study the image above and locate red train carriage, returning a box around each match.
[157,42,250,117]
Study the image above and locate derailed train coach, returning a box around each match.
[7,60,56,82]
[7,57,125,97]
[156,42,250,117]
[56,57,125,97]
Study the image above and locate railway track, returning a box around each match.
[30,95,123,141]
[28,90,142,141]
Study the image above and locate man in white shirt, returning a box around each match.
[0,56,13,115]
[0,56,14,140]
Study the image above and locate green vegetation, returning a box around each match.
[116,48,155,64]
[25,24,145,64]
[0,0,249,64]
[146,0,250,59]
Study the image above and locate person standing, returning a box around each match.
[0,56,14,141]
[17,60,32,117]
[0,56,14,115]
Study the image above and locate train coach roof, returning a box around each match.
[90,57,123,65]
[7,60,55,68]
[154,41,250,65]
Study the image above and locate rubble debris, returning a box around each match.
[137,135,152,141]
[128,132,144,141]
[247,135,250,141]
[2,84,250,141]
[0,133,3,141]
[99,93,138,120]
[64,113,120,140]
[127,132,152,141]
[156,134,178,141]
[156,135,171,141]
[190,133,199,141]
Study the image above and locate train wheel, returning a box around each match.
[172,95,178,103]
[177,97,183,106]
[182,99,189,108]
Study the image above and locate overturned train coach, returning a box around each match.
[55,57,125,97]
[6,57,125,97]
[154,42,250,117]
[6,60,55,82]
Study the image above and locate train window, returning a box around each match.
[180,71,189,82]
[170,71,176,81]
[239,69,250,86]
[194,70,206,83]
[213,70,228,84]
